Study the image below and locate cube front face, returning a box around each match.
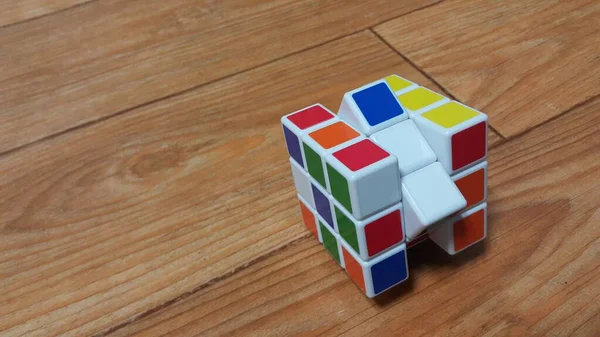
[335,202,405,260]
[341,241,409,298]
[282,74,489,298]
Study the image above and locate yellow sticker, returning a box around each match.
[384,75,413,92]
[398,87,445,111]
[422,102,479,128]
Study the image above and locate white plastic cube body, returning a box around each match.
[289,158,314,209]
[370,119,437,177]
[402,162,466,240]
[281,104,338,170]
[337,79,408,136]
[428,202,488,255]
[340,239,409,298]
[325,145,401,220]
[334,200,404,260]
[412,101,488,175]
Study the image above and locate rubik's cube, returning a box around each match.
[281,75,488,298]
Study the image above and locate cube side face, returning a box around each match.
[453,203,487,253]
[319,220,344,267]
[452,161,488,211]
[283,124,304,168]
[363,205,404,257]
[342,245,367,294]
[428,202,487,255]
[402,186,427,240]
[354,157,402,219]
[451,121,487,172]
[298,194,321,242]
[311,179,336,231]
[290,158,314,209]
[335,204,362,255]
[370,243,409,296]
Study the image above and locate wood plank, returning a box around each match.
[0,0,439,154]
[0,31,450,337]
[0,0,91,27]
[487,127,503,148]
[374,0,600,137]
[109,95,600,337]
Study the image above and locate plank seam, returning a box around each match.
[0,0,97,29]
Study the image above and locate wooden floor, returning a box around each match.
[1,1,599,336]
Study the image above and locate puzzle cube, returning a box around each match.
[325,139,401,220]
[402,162,466,240]
[302,120,363,190]
[338,79,407,136]
[413,101,488,174]
[335,200,404,260]
[341,240,408,298]
[282,74,489,298]
[428,202,487,255]
[370,119,437,177]
[282,104,338,169]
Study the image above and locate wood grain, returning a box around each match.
[109,95,600,337]
[0,31,451,337]
[374,0,600,137]
[0,0,438,154]
[0,0,91,27]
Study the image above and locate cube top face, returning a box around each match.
[384,75,415,94]
[421,101,480,129]
[332,139,390,172]
[370,119,437,177]
[285,104,335,130]
[397,87,447,114]
[351,82,405,127]
[307,121,361,150]
[402,162,466,226]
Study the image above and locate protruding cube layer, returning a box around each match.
[370,119,437,177]
[282,104,337,168]
[302,121,363,190]
[338,79,407,135]
[396,86,449,118]
[413,101,488,174]
[326,139,401,220]
[452,161,488,211]
[335,200,404,260]
[319,216,345,268]
[341,240,409,298]
[298,194,321,242]
[402,162,466,240]
[289,158,314,209]
[311,178,336,231]
[428,202,487,255]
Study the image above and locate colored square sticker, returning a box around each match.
[352,82,404,126]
